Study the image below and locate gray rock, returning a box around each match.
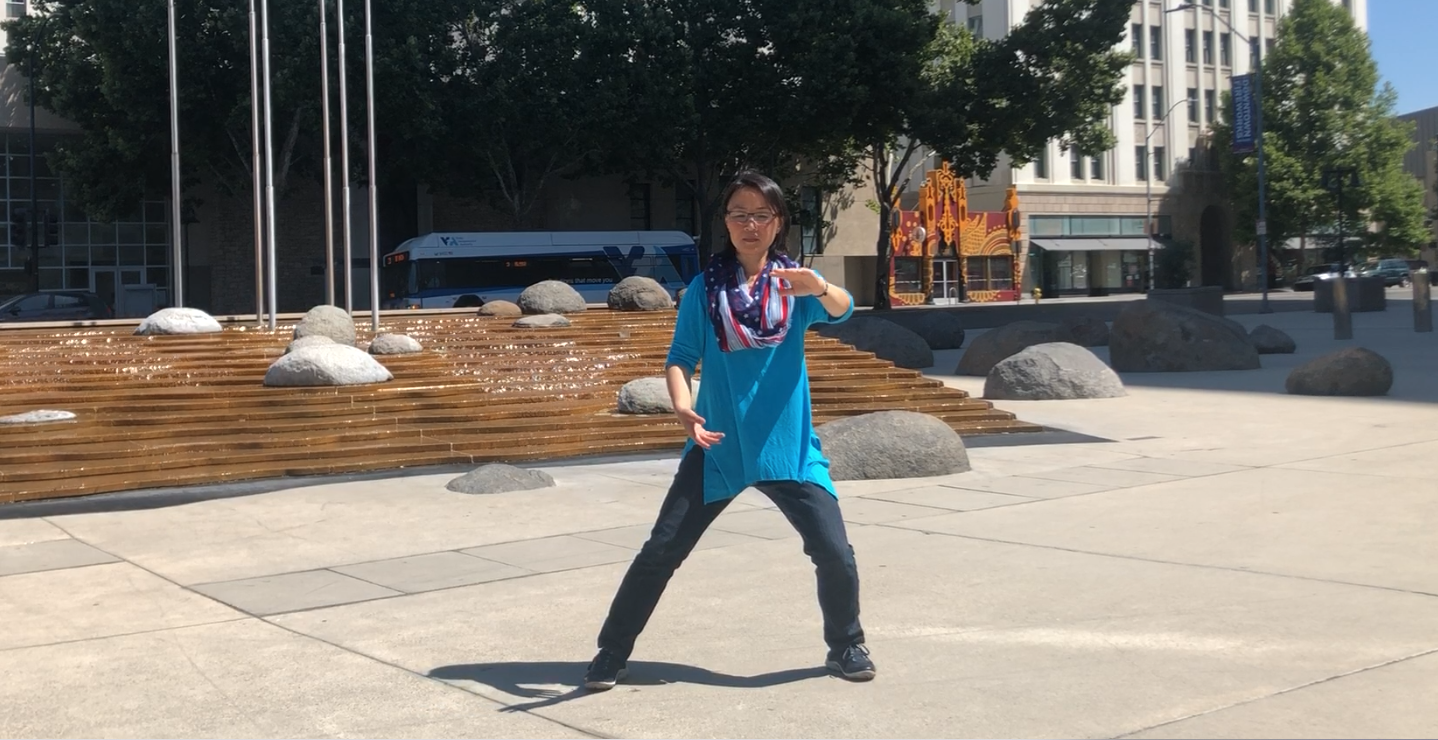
[815,410,971,481]
[617,376,701,414]
[478,300,522,318]
[0,409,77,425]
[955,321,1070,376]
[517,280,587,315]
[815,316,934,369]
[983,343,1127,400]
[608,276,674,311]
[292,305,356,346]
[881,310,966,349]
[284,335,335,354]
[368,333,423,355]
[1060,316,1110,347]
[134,307,222,335]
[1249,324,1296,354]
[446,464,556,495]
[263,345,393,387]
[1109,301,1259,372]
[513,314,572,328]
[1286,347,1393,396]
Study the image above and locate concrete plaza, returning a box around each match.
[1,292,1436,738]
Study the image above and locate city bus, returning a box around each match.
[380,230,701,309]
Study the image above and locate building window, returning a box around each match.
[1202,31,1213,65]
[674,181,696,235]
[1154,147,1167,180]
[1185,30,1196,63]
[1034,147,1049,179]
[1150,26,1163,61]
[1249,0,1257,12]
[965,256,1014,292]
[1189,146,1198,165]
[628,183,651,230]
[1071,148,1085,180]
[799,185,822,255]
[967,15,983,37]
[1205,89,1216,123]
[1134,84,1146,119]
[1265,0,1274,13]
[1220,33,1232,66]
[1187,88,1199,122]
[1266,38,1275,55]
[1220,0,1229,8]
[1132,24,1144,58]
[1135,146,1148,181]
[1090,153,1105,181]
[1250,38,1260,64]
[1152,86,1165,120]
[1202,0,1212,5]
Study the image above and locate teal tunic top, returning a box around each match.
[665,271,854,504]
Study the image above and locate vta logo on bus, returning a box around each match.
[602,245,646,277]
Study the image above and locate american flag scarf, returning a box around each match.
[704,250,798,352]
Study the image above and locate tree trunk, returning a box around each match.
[873,202,892,310]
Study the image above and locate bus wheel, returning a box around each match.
[453,295,483,308]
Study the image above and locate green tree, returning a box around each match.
[3,0,463,222]
[862,0,1132,309]
[1213,0,1428,270]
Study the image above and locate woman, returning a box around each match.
[584,171,873,690]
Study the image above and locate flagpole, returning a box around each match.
[319,0,335,306]
[363,0,379,332]
[260,0,278,330]
[166,0,184,306]
[249,0,265,325]
[336,0,354,315]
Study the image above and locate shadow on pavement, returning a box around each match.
[428,660,829,711]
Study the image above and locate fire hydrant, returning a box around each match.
[1031,287,1042,303]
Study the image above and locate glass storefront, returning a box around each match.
[2,133,171,308]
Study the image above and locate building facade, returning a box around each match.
[1396,104,1438,266]
[922,0,1368,296]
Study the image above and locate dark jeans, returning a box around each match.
[596,446,864,658]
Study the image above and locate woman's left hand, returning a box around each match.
[772,267,829,297]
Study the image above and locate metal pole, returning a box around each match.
[363,0,380,332]
[249,0,265,325]
[27,22,38,294]
[167,0,184,307]
[319,0,335,306]
[1146,145,1154,291]
[1254,44,1271,313]
[1415,269,1432,333]
[337,0,353,315]
[260,0,278,330]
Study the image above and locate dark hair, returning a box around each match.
[717,171,791,259]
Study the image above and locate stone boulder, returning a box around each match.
[881,310,966,350]
[1109,301,1259,372]
[513,314,572,328]
[292,305,356,346]
[134,307,222,336]
[1249,324,1296,355]
[263,345,393,387]
[607,276,674,311]
[478,300,522,318]
[446,464,556,495]
[368,333,423,355]
[517,280,586,315]
[955,321,1071,376]
[1285,347,1393,396]
[1060,316,1110,347]
[0,409,76,425]
[285,335,335,354]
[617,376,701,414]
[983,343,1127,401]
[815,410,971,481]
[815,316,933,369]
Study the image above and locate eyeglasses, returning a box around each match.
[725,211,777,225]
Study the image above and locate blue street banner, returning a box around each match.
[1232,74,1256,154]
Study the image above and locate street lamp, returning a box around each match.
[1168,2,1271,312]
[1146,97,1189,292]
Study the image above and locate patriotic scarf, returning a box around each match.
[704,250,799,352]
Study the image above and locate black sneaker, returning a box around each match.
[826,643,876,681]
[583,649,628,691]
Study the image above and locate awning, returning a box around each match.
[1030,237,1166,252]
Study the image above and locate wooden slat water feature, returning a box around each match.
[0,310,1041,504]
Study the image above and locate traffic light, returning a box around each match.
[43,210,58,248]
[9,211,28,249]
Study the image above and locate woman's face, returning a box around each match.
[724,186,782,264]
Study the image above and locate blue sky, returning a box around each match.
[1369,0,1436,114]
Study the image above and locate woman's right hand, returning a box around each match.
[676,407,724,449]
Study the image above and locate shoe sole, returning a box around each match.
[826,660,876,682]
[584,668,628,691]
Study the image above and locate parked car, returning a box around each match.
[0,291,114,323]
[1359,258,1414,287]
[1291,263,1348,292]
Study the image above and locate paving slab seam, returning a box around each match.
[0,616,253,655]
[1110,646,1438,739]
[27,520,615,739]
[876,525,1438,600]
